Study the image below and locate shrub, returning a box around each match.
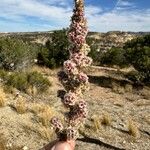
[127,119,140,138]
[100,47,128,68]
[91,115,101,132]
[37,29,70,68]
[0,88,6,107]
[15,97,27,114]
[101,112,112,126]
[125,70,143,83]
[27,71,51,92]
[87,38,101,65]
[124,35,150,83]
[0,69,8,81]
[6,72,28,92]
[0,37,39,70]
[3,71,51,93]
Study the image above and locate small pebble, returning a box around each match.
[23,146,28,150]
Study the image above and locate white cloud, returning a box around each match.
[85,5,103,15]
[85,0,150,32]
[117,0,133,7]
[87,8,150,32]
[0,0,149,32]
[0,0,72,27]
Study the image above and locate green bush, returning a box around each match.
[37,29,69,68]
[124,35,150,82]
[100,47,128,68]
[125,71,143,84]
[27,71,51,92]
[87,38,101,65]
[0,69,8,81]
[0,70,51,93]
[6,72,28,91]
[0,37,39,70]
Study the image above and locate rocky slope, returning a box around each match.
[0,31,149,51]
[0,66,150,150]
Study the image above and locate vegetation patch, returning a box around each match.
[0,37,39,71]
[0,88,6,107]
[0,70,51,94]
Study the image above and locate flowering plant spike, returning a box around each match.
[51,0,92,141]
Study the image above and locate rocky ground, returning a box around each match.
[0,66,150,150]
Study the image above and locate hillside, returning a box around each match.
[0,66,150,150]
[0,31,149,51]
[0,31,150,150]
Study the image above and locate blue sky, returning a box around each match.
[0,0,150,32]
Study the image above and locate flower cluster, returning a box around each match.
[81,43,91,55]
[66,127,78,140]
[57,71,68,83]
[64,60,78,75]
[78,72,88,83]
[68,31,86,48]
[70,52,92,67]
[51,0,92,141]
[68,100,87,126]
[51,117,63,131]
[63,91,77,107]
[77,100,88,119]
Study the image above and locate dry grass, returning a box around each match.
[33,104,55,126]
[125,84,133,93]
[101,112,112,126]
[113,99,124,107]
[0,133,6,150]
[31,65,52,76]
[26,85,37,96]
[112,82,124,94]
[111,82,119,93]
[31,103,45,114]
[91,115,101,132]
[125,94,139,102]
[23,123,55,141]
[140,87,150,100]
[15,97,27,114]
[0,88,6,107]
[135,101,150,107]
[143,116,150,125]
[127,119,140,138]
[0,133,22,150]
[37,126,54,140]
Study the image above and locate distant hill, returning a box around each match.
[0,30,149,51]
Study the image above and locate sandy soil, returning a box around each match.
[0,66,150,150]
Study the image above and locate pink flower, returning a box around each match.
[78,100,87,110]
[66,127,78,140]
[82,56,92,66]
[71,52,92,67]
[51,117,63,131]
[51,0,92,141]
[70,52,84,66]
[78,72,88,83]
[64,60,78,75]
[68,100,87,125]
[63,91,77,106]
